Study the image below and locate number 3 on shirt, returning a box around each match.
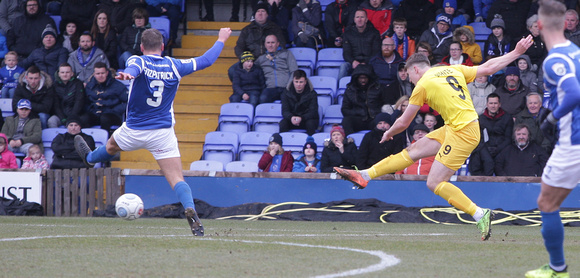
[147,80,164,107]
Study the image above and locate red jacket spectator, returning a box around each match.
[359,0,394,36]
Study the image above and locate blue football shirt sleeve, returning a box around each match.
[123,55,144,77]
[553,76,580,119]
[544,55,580,119]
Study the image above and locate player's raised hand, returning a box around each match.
[218,28,232,43]
[379,130,393,143]
[514,35,533,54]
[116,71,135,80]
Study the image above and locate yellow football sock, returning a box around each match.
[368,149,414,179]
[434,182,477,216]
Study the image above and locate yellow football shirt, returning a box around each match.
[409,65,479,131]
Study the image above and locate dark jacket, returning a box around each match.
[369,51,404,87]
[478,108,513,156]
[60,0,98,33]
[94,30,119,69]
[119,23,150,55]
[268,1,291,43]
[323,0,357,46]
[514,107,552,152]
[523,31,547,69]
[53,75,85,122]
[486,0,532,39]
[1,115,42,147]
[234,20,286,59]
[483,33,513,61]
[6,9,56,57]
[342,23,381,64]
[494,141,548,177]
[19,45,69,79]
[342,64,388,121]
[281,79,319,123]
[50,131,95,169]
[85,71,128,117]
[493,80,529,116]
[291,0,324,41]
[12,70,54,116]
[258,151,294,172]
[392,0,436,39]
[418,27,453,62]
[231,63,266,96]
[100,0,142,34]
[320,137,358,172]
[357,127,405,169]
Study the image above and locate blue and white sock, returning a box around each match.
[87,146,115,163]
[174,181,195,210]
[541,210,566,270]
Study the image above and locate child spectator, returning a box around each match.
[21,143,49,169]
[516,54,540,93]
[258,133,294,172]
[453,26,483,65]
[440,0,466,30]
[467,75,495,115]
[230,51,264,107]
[390,18,415,60]
[0,133,17,168]
[293,136,321,173]
[0,51,24,98]
[484,14,513,62]
[423,113,437,132]
[118,8,150,69]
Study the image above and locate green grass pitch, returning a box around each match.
[1,216,579,277]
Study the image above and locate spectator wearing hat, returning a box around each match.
[483,14,513,62]
[258,133,294,172]
[453,26,482,65]
[68,32,110,83]
[338,9,381,81]
[234,3,286,60]
[48,63,85,128]
[6,0,56,58]
[230,51,265,107]
[396,123,434,175]
[418,13,454,62]
[1,98,42,156]
[320,124,357,172]
[280,70,319,135]
[492,66,529,116]
[356,112,405,169]
[439,0,466,30]
[19,25,69,80]
[293,136,321,173]
[12,65,55,129]
[50,118,96,169]
[486,0,531,39]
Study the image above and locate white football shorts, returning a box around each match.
[112,123,180,160]
[542,145,580,189]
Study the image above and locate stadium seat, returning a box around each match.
[310,75,337,109]
[316,48,344,79]
[318,0,334,11]
[336,76,351,105]
[347,131,369,147]
[42,128,67,148]
[238,131,270,163]
[44,148,54,165]
[321,104,343,132]
[469,22,491,42]
[82,128,109,147]
[253,103,282,134]
[288,47,317,76]
[190,160,224,171]
[225,161,259,172]
[311,132,329,153]
[218,103,254,135]
[202,131,239,166]
[149,17,170,44]
[50,15,61,34]
[0,98,14,118]
[279,132,308,159]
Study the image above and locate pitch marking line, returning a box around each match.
[0,235,400,277]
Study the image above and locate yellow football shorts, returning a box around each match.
[426,121,480,171]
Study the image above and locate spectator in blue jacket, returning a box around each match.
[293,136,321,173]
[80,62,127,134]
[230,51,265,107]
[19,25,68,80]
[0,51,24,98]
[369,36,404,89]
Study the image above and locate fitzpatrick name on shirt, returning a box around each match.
[144,67,174,80]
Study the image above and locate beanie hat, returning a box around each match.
[413,123,430,133]
[374,112,392,126]
[254,1,269,16]
[240,51,255,63]
[303,136,317,154]
[66,118,81,127]
[505,66,520,77]
[443,0,457,10]
[436,14,452,26]
[270,133,283,145]
[41,24,57,39]
[490,14,505,30]
[330,124,345,138]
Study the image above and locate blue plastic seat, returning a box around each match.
[225,161,259,172]
[316,48,344,79]
[42,128,67,148]
[347,131,369,147]
[469,22,492,42]
[310,75,337,109]
[253,103,282,134]
[336,76,351,105]
[149,17,171,43]
[311,132,329,153]
[238,131,271,162]
[0,98,14,118]
[190,160,224,171]
[218,103,254,135]
[288,47,317,76]
[279,132,308,159]
[202,131,239,166]
[321,105,343,132]
[82,128,109,147]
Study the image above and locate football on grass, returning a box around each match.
[115,193,144,220]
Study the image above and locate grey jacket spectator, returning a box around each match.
[418,14,454,62]
[6,0,56,57]
[67,35,110,83]
[323,0,356,47]
[255,40,298,89]
[493,67,529,116]
[234,4,286,59]
[0,0,27,34]
[467,76,495,115]
[515,55,540,93]
[564,9,580,47]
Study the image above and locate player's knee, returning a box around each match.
[537,194,560,213]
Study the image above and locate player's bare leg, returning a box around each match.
[157,157,204,236]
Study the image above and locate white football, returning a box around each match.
[115,193,144,220]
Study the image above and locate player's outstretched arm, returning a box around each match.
[115,71,135,80]
[476,35,533,77]
[217,28,232,43]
